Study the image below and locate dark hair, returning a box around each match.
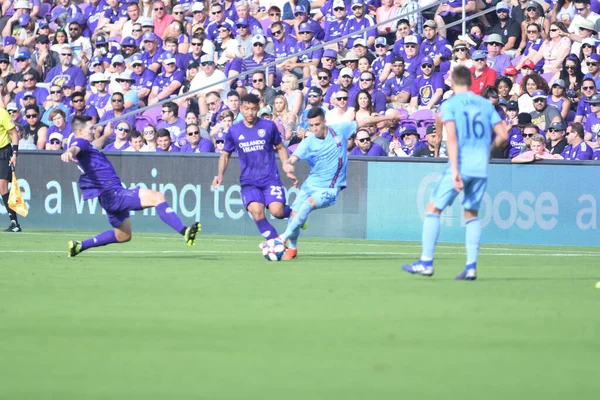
[520,73,550,96]
[165,36,178,46]
[71,91,85,100]
[129,130,142,140]
[452,65,472,87]
[574,0,590,5]
[317,68,332,78]
[571,122,585,138]
[72,115,92,131]
[523,123,539,133]
[559,55,584,87]
[24,105,38,114]
[306,106,325,119]
[163,101,178,114]
[112,91,124,100]
[496,77,513,93]
[551,21,569,34]
[353,89,374,113]
[271,21,283,31]
[396,18,410,29]
[252,70,266,79]
[481,86,499,100]
[157,128,171,138]
[241,93,260,105]
[227,90,240,98]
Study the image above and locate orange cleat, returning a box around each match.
[282,248,297,261]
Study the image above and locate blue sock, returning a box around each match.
[283,217,301,249]
[81,230,118,251]
[256,218,278,239]
[280,201,312,242]
[421,213,441,262]
[156,202,186,235]
[465,218,481,267]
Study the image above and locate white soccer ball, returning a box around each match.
[262,238,286,261]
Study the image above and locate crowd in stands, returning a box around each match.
[1,0,599,160]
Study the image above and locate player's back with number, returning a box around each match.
[441,92,501,177]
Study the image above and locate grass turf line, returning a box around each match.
[0,230,598,399]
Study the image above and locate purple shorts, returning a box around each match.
[241,182,286,210]
[98,186,143,227]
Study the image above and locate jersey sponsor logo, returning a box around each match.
[239,139,266,153]
[257,129,266,138]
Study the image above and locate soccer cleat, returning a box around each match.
[282,248,297,261]
[301,221,308,230]
[456,264,477,280]
[259,240,267,250]
[68,240,82,257]
[4,221,21,232]
[401,260,434,277]
[184,222,201,246]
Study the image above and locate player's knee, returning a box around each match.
[154,191,166,205]
[115,230,132,243]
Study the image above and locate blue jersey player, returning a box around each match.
[212,94,298,242]
[278,107,401,260]
[61,115,200,257]
[402,66,508,280]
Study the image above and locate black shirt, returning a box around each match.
[488,19,522,50]
[412,145,436,157]
[546,137,568,155]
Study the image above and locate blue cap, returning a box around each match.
[421,56,433,65]
[38,20,49,28]
[95,35,108,45]
[3,36,16,46]
[472,50,487,60]
[91,56,103,66]
[15,50,30,61]
[121,36,136,47]
[587,53,600,62]
[400,125,418,136]
[351,0,364,5]
[236,18,248,27]
[142,32,158,42]
[532,90,546,100]
[218,22,232,31]
[322,49,337,59]
[18,14,31,27]
[161,50,176,64]
[131,53,143,65]
[375,37,387,46]
[294,5,307,13]
[299,22,311,33]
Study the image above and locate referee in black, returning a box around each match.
[0,106,21,232]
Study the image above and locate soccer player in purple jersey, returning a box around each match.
[61,116,200,257]
[212,94,298,242]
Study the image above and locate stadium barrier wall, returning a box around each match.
[2,153,598,246]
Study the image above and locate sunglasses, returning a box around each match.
[72,98,84,103]
[271,29,282,35]
[533,98,545,103]
[351,6,363,10]
[174,11,184,15]
[496,9,508,13]
[324,57,335,62]
[588,62,599,66]
[547,128,561,132]
[357,138,371,143]
[375,44,388,49]
[25,114,38,118]
[216,140,225,144]
[69,26,79,30]
[144,131,155,135]
[308,94,320,98]
[526,7,536,11]
[253,78,264,83]
[201,61,214,66]
[454,48,466,52]
[360,77,373,81]
[50,139,61,144]
[23,77,34,82]
[154,7,164,11]
[582,44,593,49]
[193,11,202,14]
[300,31,311,35]
[527,30,539,34]
[61,53,73,57]
[50,90,62,94]
[405,44,416,48]
[218,29,229,33]
[565,65,576,69]
[112,98,123,102]
[336,96,348,101]
[421,64,433,68]
[187,130,200,136]
[522,133,534,138]
[294,12,305,16]
[575,7,586,11]
[550,28,559,32]
[269,13,280,16]
[489,42,502,46]
[117,127,130,132]
[212,10,222,15]
[236,24,248,28]
[191,42,202,46]
[334,7,344,11]
[583,86,595,90]
[253,43,265,47]
[0,61,8,64]
[133,29,142,33]
[317,76,329,80]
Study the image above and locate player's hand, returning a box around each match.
[287,172,299,188]
[212,176,222,189]
[452,170,464,192]
[9,154,17,167]
[61,151,74,163]
[282,163,295,174]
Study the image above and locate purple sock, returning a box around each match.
[282,205,292,219]
[156,202,186,235]
[81,230,118,251]
[255,218,278,239]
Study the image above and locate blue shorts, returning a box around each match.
[292,184,340,211]
[241,181,286,210]
[98,186,143,227]
[431,170,487,211]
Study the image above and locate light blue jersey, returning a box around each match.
[440,92,502,178]
[293,121,358,189]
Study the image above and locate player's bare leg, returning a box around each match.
[455,209,479,281]
[278,197,317,260]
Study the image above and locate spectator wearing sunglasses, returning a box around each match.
[70,91,99,125]
[206,3,235,46]
[574,78,597,123]
[530,90,563,132]
[14,73,47,109]
[21,104,47,150]
[179,123,215,153]
[42,85,71,126]
[350,128,386,156]
[584,93,600,142]
[67,15,92,68]
[241,35,276,86]
[420,20,451,74]
[558,121,594,160]
[518,123,539,154]
[156,101,187,144]
[235,1,262,33]
[44,45,86,93]
[103,122,132,152]
[568,0,600,36]
[512,133,556,163]
[190,54,229,111]
[546,121,569,155]
[148,51,184,105]
[271,21,298,67]
[410,56,444,111]
[95,92,136,138]
[470,50,496,96]
[151,0,175,38]
[322,0,350,43]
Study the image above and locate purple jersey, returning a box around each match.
[344,15,376,49]
[88,92,111,111]
[576,97,592,117]
[69,137,123,200]
[132,68,157,92]
[273,35,299,58]
[71,106,100,122]
[411,72,445,107]
[141,49,165,70]
[349,142,386,156]
[382,72,416,96]
[223,118,283,187]
[45,65,86,88]
[403,54,424,76]
[152,71,185,98]
[420,35,451,74]
[99,109,136,130]
[15,87,49,109]
[179,138,215,153]
[156,145,181,152]
[372,54,392,89]
[593,149,600,160]
[157,118,187,141]
[508,128,525,158]
[487,54,512,76]
[561,141,594,160]
[103,141,131,152]
[585,113,600,141]
[324,18,350,42]
[295,38,324,63]
[402,141,425,156]
[524,38,544,70]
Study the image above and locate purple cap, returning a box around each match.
[15,50,30,61]
[587,53,600,62]
[18,14,31,27]
[294,5,307,13]
[161,50,176,64]
[38,20,49,29]
[131,54,143,65]
[218,22,232,31]
[400,125,418,136]
[299,22,311,33]
[421,56,433,65]
[532,90,546,100]
[121,36,136,47]
[236,18,248,27]
[351,0,364,5]
[3,36,16,46]
[322,49,337,59]
[90,56,103,66]
[142,32,158,42]
[95,35,108,45]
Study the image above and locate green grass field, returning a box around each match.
[1,230,599,399]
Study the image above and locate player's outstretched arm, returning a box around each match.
[282,155,299,187]
[444,120,463,192]
[61,145,81,163]
[357,110,400,129]
[212,150,231,189]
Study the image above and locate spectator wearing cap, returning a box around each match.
[45,45,86,93]
[583,53,600,89]
[288,5,323,41]
[433,0,476,38]
[518,1,550,48]
[235,1,262,32]
[315,49,340,85]
[138,17,165,48]
[286,22,324,79]
[484,34,511,76]
[393,19,421,58]
[370,38,392,88]
[97,0,129,38]
[506,100,519,127]
[121,37,139,64]
[96,92,136,138]
[523,21,571,74]
[130,54,156,104]
[148,51,184,105]
[568,0,600,36]
[399,35,423,76]
[470,50,497,96]
[584,93,600,142]
[391,126,423,156]
[547,79,572,120]
[30,34,58,79]
[189,53,229,106]
[206,3,235,46]
[21,104,47,150]
[0,0,32,39]
[6,102,25,129]
[240,35,276,86]
[324,67,355,108]
[67,15,92,68]
[546,121,568,155]
[6,50,39,94]
[383,55,415,106]
[568,20,596,56]
[350,128,386,156]
[410,56,444,111]
[70,91,99,124]
[322,0,350,43]
[412,124,447,157]
[419,20,451,74]
[353,38,376,64]
[87,73,111,117]
[342,0,376,49]
[116,71,139,110]
[530,90,563,132]
[501,66,521,97]
[162,37,190,72]
[10,13,36,48]
[14,72,47,109]
[107,54,127,94]
[450,41,473,72]
[188,2,208,37]
[141,32,165,73]
[265,6,293,42]
[299,88,327,130]
[233,18,253,56]
[558,121,594,159]
[488,2,521,56]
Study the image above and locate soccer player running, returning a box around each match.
[402,66,508,280]
[278,107,401,260]
[212,94,298,243]
[61,115,200,257]
[0,106,21,232]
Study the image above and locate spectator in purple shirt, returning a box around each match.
[485,34,512,76]
[156,129,181,153]
[103,122,132,152]
[140,32,164,73]
[420,20,452,74]
[433,0,476,38]
[342,0,376,49]
[179,123,216,153]
[287,22,323,78]
[157,101,187,143]
[46,109,72,140]
[356,70,387,113]
[323,0,349,42]
[14,72,48,108]
[271,21,298,61]
[350,128,387,156]
[291,5,324,41]
[559,121,594,160]
[95,92,136,138]
[148,51,184,105]
[410,57,445,109]
[401,35,424,76]
[70,91,99,124]
[45,45,86,92]
[584,93,600,141]
[383,55,415,106]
